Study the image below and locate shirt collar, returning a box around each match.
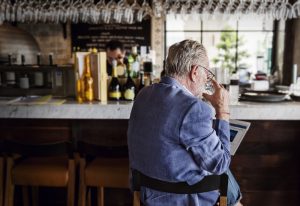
[160,76,194,96]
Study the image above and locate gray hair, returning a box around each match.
[165,40,209,77]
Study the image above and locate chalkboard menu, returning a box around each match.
[71,19,151,52]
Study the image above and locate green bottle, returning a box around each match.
[123,64,136,101]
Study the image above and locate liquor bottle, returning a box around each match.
[49,53,53,66]
[37,53,41,66]
[131,45,138,61]
[123,64,136,101]
[138,71,145,93]
[21,54,25,66]
[8,54,12,65]
[108,60,122,101]
[6,54,16,87]
[116,62,126,78]
[127,54,135,78]
[143,60,153,86]
[229,72,239,105]
[76,71,83,103]
[83,55,94,102]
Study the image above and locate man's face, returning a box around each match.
[193,66,208,97]
[106,48,125,65]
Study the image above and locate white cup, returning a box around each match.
[34,72,44,86]
[19,77,29,89]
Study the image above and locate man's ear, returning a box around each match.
[190,65,198,82]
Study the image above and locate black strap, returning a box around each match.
[132,170,223,194]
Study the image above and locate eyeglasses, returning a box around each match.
[108,56,123,61]
[197,65,215,93]
[197,65,215,82]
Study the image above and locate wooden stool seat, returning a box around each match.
[85,158,129,187]
[4,141,75,206]
[79,157,130,206]
[13,156,69,187]
[76,121,131,206]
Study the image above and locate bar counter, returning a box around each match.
[0,100,300,120]
[1,100,300,206]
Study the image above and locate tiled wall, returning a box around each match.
[151,17,165,75]
[18,23,72,65]
[293,18,300,76]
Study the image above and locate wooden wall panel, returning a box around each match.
[232,120,300,206]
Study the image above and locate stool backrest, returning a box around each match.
[75,120,128,158]
[4,140,72,157]
[0,139,4,155]
[2,121,73,157]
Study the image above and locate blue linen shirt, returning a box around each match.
[128,76,231,206]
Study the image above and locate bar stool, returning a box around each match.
[76,120,134,206]
[0,139,4,206]
[78,142,130,206]
[4,133,75,206]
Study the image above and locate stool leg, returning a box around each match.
[133,191,141,206]
[22,186,30,206]
[79,158,86,206]
[31,186,39,206]
[219,196,227,206]
[87,188,92,206]
[0,157,3,206]
[67,159,75,206]
[4,157,14,206]
[97,187,104,206]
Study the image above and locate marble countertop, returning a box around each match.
[0,100,300,120]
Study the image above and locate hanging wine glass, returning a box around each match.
[95,0,106,23]
[113,0,124,23]
[124,0,134,24]
[190,0,201,21]
[168,0,180,19]
[130,0,141,22]
[57,0,68,23]
[142,0,153,18]
[279,0,294,20]
[137,0,152,22]
[103,0,116,24]
[214,0,227,20]
[152,0,163,18]
[201,0,214,21]
[180,0,192,20]
[89,3,99,24]
[0,0,4,25]
[5,0,12,22]
[68,0,80,24]
[293,0,300,18]
[273,0,285,20]
[162,0,171,16]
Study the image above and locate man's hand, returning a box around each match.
[202,79,230,121]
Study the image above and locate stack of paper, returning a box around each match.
[10,95,66,105]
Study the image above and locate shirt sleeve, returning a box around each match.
[179,101,231,175]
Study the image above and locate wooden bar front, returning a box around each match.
[1,119,300,206]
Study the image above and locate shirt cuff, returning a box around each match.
[214,119,230,143]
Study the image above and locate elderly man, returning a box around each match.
[127,40,242,206]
